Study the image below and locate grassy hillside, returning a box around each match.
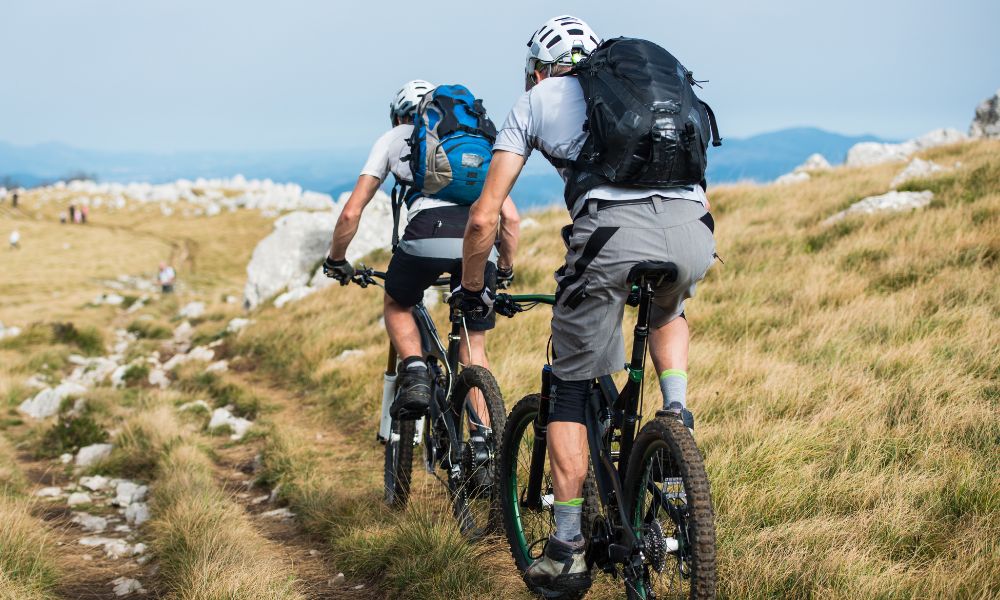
[232,139,999,598]
[0,138,996,599]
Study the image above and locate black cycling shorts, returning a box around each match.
[384,249,497,332]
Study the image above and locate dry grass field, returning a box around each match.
[0,138,996,599]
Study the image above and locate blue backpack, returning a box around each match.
[407,85,497,206]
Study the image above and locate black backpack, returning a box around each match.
[559,37,722,208]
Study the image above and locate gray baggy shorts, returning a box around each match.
[550,197,716,381]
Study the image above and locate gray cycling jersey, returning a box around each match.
[494,76,707,217]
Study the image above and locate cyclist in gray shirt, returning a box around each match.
[454,15,716,594]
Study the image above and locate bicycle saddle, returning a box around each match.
[626,261,678,286]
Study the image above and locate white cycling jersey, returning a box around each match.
[360,124,456,216]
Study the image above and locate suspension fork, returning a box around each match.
[522,364,552,510]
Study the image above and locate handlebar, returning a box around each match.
[493,285,642,318]
[493,293,556,318]
[350,266,449,289]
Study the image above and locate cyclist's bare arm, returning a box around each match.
[498,195,520,271]
[463,151,526,290]
[329,175,382,259]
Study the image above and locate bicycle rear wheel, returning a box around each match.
[448,365,506,539]
[499,394,598,580]
[623,417,716,599]
[384,417,415,509]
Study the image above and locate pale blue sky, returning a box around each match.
[1,0,997,152]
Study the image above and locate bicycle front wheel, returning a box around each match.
[384,417,415,509]
[499,394,598,576]
[449,365,506,539]
[623,417,716,599]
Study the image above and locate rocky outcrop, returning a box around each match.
[890,158,947,188]
[823,191,933,224]
[243,191,400,309]
[969,89,1000,139]
[846,128,967,167]
[243,211,339,309]
[796,153,832,172]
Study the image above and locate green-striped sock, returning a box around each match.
[659,368,687,410]
[553,497,583,542]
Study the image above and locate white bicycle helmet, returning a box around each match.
[525,15,601,89]
[389,79,435,125]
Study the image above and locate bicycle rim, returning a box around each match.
[625,418,716,599]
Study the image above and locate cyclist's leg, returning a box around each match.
[646,202,715,415]
[384,250,452,415]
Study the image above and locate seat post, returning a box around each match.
[628,280,653,371]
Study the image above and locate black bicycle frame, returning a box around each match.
[521,281,656,554]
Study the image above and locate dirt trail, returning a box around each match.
[20,454,156,600]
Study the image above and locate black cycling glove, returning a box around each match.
[322,256,354,285]
[449,283,495,317]
[497,265,514,290]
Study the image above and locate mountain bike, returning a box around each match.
[350,266,506,538]
[493,261,717,599]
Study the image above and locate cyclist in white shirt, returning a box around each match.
[323,80,521,419]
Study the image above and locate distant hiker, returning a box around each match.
[9,230,20,250]
[80,204,89,224]
[10,193,17,208]
[68,204,76,224]
[158,262,176,293]
[323,79,520,422]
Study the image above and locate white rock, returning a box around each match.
[124,502,150,526]
[0,321,23,340]
[72,512,108,532]
[18,381,88,419]
[76,443,113,467]
[92,293,125,306]
[25,374,49,389]
[59,453,74,464]
[162,345,214,370]
[775,171,810,185]
[794,153,831,172]
[80,475,110,491]
[79,537,143,559]
[243,211,340,309]
[891,158,947,188]
[34,486,63,498]
[178,301,205,319]
[110,365,129,389]
[209,407,253,440]
[178,399,212,412]
[226,317,251,333]
[846,128,967,167]
[911,127,966,149]
[845,141,913,167]
[114,481,148,506]
[335,349,365,362]
[67,492,92,506]
[260,507,295,520]
[66,357,119,387]
[173,320,194,344]
[970,88,1000,139]
[244,193,399,309]
[148,368,170,389]
[823,191,934,225]
[520,217,540,229]
[205,360,228,373]
[111,577,145,596]
[273,286,317,308]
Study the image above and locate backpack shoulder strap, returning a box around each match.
[389,177,407,250]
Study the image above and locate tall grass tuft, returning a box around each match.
[150,443,304,600]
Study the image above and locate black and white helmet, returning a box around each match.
[525,15,601,85]
[389,79,435,124]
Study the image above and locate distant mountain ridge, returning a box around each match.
[2,127,890,209]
